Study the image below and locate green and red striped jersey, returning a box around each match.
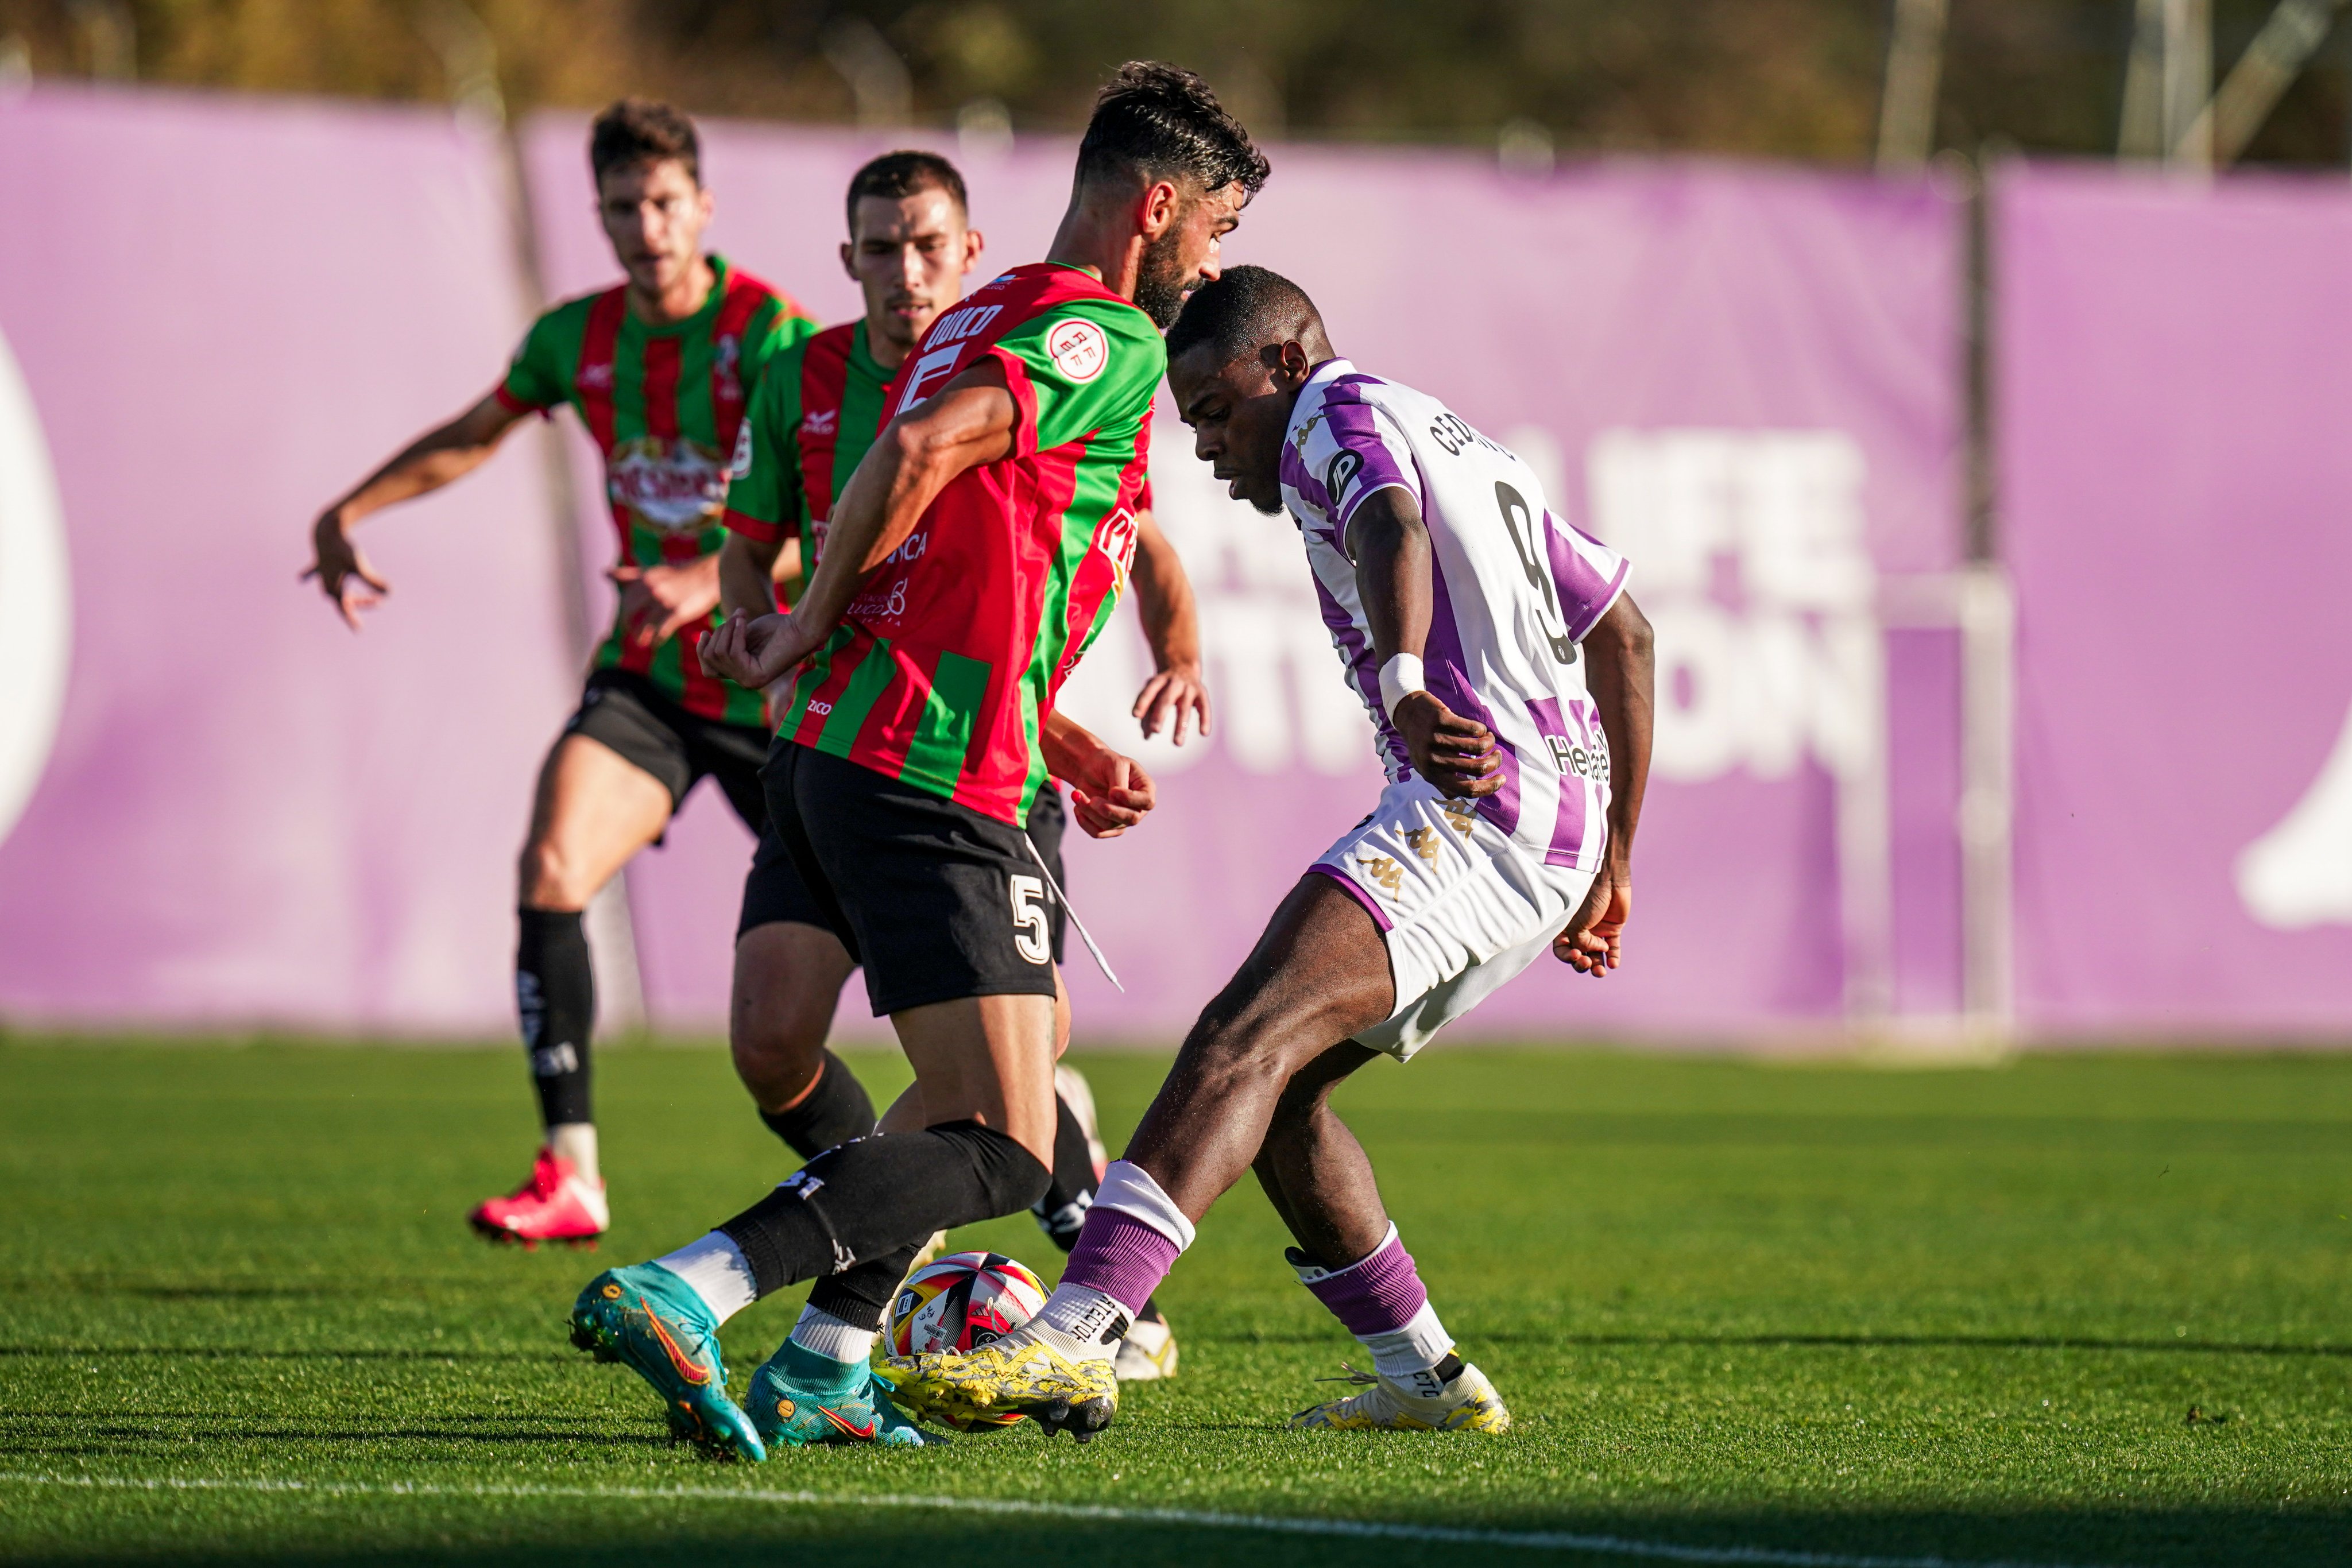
[721,320,891,593]
[498,255,817,726]
[770,264,1162,827]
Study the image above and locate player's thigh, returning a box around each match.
[520,734,674,908]
[1186,873,1396,1073]
[893,992,1059,1164]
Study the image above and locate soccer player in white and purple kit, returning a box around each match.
[888,265,1654,1439]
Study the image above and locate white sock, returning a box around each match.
[1032,1284,1129,1361]
[787,1304,877,1365]
[1360,1299,1457,1387]
[547,1122,599,1185]
[1093,1160,1197,1248]
[652,1232,757,1324]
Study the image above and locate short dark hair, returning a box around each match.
[844,150,970,237]
[590,98,701,186]
[1077,61,1270,200]
[1167,265,1322,367]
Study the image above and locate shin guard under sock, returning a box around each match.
[758,1050,879,1159]
[1030,1094,1100,1252]
[516,908,593,1128]
[717,1119,1049,1300]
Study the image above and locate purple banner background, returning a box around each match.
[2000,163,2352,1037]
[0,87,1972,1043]
[0,87,578,1034]
[524,119,1964,1042]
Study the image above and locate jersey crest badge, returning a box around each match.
[1046,319,1109,382]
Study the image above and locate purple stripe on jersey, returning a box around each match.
[1427,553,1522,835]
[1307,862,1394,932]
[1279,438,1334,517]
[1313,574,1413,776]
[1315,384,1420,527]
[1526,696,1588,866]
[1545,512,1633,641]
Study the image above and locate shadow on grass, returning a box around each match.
[1214,1329,2352,1359]
[6,1499,2349,1568]
[0,1346,570,1365]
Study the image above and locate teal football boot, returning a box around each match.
[748,1338,933,1448]
[570,1263,767,1462]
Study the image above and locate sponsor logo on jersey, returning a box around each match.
[803,408,838,435]
[1326,448,1364,504]
[578,361,614,390]
[1091,505,1139,595]
[1545,732,1608,781]
[607,436,729,532]
[714,332,743,405]
[1046,318,1108,382]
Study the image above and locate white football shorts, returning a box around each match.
[1310,775,1597,1061]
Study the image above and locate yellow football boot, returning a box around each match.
[1289,1361,1512,1433]
[884,1332,1119,1440]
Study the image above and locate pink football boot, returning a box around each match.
[469,1148,608,1249]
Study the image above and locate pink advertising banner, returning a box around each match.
[522,118,1966,1042]
[0,86,1965,1043]
[0,87,577,1034]
[1999,163,2352,1038]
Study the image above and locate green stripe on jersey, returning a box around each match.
[900,650,992,793]
[818,638,900,755]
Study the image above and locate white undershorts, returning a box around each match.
[1310,775,1597,1061]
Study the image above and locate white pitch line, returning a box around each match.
[0,1471,2135,1568]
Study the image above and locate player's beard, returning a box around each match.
[1132,223,1192,328]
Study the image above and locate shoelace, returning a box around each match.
[1313,1361,1381,1388]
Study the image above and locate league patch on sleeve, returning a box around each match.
[1046,319,1109,382]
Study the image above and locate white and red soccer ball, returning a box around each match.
[889,1250,1049,1426]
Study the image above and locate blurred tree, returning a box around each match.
[0,0,2347,165]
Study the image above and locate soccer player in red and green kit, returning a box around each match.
[301,99,813,1246]
[566,64,1266,1457]
[717,149,1208,1382]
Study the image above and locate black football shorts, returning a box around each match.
[749,740,1066,1015]
[562,668,768,831]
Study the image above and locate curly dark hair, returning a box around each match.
[589,98,701,186]
[1077,61,1271,199]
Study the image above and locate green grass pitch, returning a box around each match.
[2,1038,2349,1566]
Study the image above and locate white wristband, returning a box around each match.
[1378,653,1426,721]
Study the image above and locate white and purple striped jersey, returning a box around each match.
[1280,359,1631,873]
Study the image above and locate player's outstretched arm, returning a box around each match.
[1041,710,1157,839]
[1556,592,1654,975]
[716,530,798,623]
[701,363,1018,690]
[1128,509,1212,745]
[1345,485,1502,798]
[303,390,529,630]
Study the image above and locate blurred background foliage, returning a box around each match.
[1,0,2348,164]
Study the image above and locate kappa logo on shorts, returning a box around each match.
[1045,318,1109,382]
[1405,825,1441,863]
[1440,800,1479,837]
[1357,853,1405,897]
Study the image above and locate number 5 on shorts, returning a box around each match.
[1009,874,1051,965]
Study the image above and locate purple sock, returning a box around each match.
[1297,1229,1429,1337]
[1059,1208,1182,1318]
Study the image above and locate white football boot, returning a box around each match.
[1113,1313,1180,1381]
[1289,1361,1512,1433]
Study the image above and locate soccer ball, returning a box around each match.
[889,1250,1048,1426]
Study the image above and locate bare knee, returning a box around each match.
[517,839,598,912]
[730,925,854,1111]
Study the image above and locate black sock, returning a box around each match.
[1029,1094,1100,1253]
[808,1240,925,1330]
[516,908,593,1128]
[757,1050,878,1159]
[717,1119,1050,1298]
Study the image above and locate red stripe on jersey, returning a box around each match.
[576,288,626,453]
[709,277,766,455]
[798,326,857,530]
[642,335,683,441]
[782,640,872,745]
[493,384,544,416]
[723,506,784,544]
